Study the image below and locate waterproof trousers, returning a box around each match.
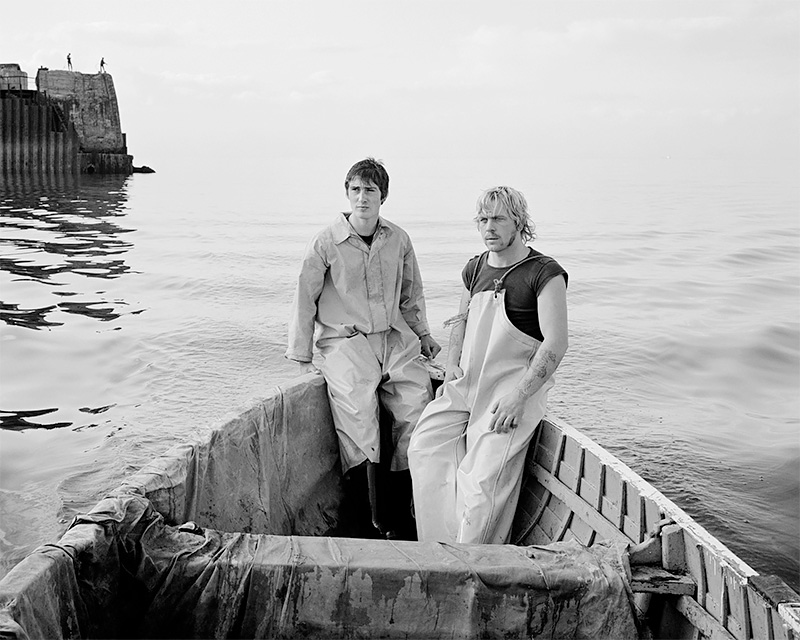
[409,289,553,544]
[319,327,432,473]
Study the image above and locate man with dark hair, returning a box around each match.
[286,157,440,539]
[409,185,568,545]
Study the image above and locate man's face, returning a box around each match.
[476,205,519,252]
[347,176,382,224]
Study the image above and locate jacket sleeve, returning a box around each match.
[398,239,431,338]
[285,239,327,362]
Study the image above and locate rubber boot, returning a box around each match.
[385,469,417,541]
[342,461,383,539]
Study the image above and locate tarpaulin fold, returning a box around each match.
[0,376,639,638]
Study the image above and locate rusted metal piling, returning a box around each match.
[0,92,81,174]
[1,63,133,175]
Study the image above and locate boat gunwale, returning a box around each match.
[1,373,798,639]
[532,414,800,638]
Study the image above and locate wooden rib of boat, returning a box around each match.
[0,373,797,639]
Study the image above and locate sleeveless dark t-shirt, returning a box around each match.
[461,248,568,342]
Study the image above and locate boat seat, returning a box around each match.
[630,565,697,596]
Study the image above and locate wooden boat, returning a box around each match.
[0,372,798,639]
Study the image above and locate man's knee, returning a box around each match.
[407,406,442,460]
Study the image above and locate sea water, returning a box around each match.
[0,156,798,590]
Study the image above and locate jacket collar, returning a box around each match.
[332,212,389,244]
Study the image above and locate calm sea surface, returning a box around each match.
[1,156,798,590]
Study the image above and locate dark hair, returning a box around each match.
[344,157,389,203]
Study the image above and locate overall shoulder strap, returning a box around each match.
[493,250,537,295]
[468,252,490,295]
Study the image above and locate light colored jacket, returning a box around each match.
[285,213,431,363]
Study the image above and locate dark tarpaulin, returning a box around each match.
[1,493,639,638]
[0,375,640,638]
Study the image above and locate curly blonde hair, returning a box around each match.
[474,186,536,242]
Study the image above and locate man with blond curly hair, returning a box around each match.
[409,185,568,545]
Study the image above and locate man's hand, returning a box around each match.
[297,362,320,376]
[488,390,527,434]
[420,334,442,360]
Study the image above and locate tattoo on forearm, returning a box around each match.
[516,348,560,398]
[535,348,558,378]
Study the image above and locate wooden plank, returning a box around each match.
[534,421,560,471]
[770,608,793,640]
[555,511,574,542]
[749,575,800,639]
[704,546,727,622]
[578,448,602,510]
[630,565,696,596]
[681,536,755,640]
[533,462,631,545]
[537,493,571,541]
[533,419,800,638]
[684,537,709,609]
[529,524,553,546]
[676,596,738,640]
[662,524,687,571]
[567,513,595,546]
[553,432,567,475]
[777,603,800,637]
[746,586,776,640]
[515,484,538,521]
[511,484,550,546]
[542,418,762,577]
[561,529,579,543]
[644,498,663,541]
[724,565,748,639]
[557,435,582,492]
[622,484,645,543]
[601,465,625,529]
[557,461,578,492]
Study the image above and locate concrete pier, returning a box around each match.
[0,64,133,175]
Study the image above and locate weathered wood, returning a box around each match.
[684,538,709,610]
[662,523,687,571]
[723,565,748,639]
[746,586,776,640]
[602,464,625,530]
[622,487,645,542]
[568,512,595,546]
[778,603,800,637]
[530,418,800,639]
[750,574,800,638]
[676,596,738,640]
[630,565,696,596]
[578,448,603,510]
[557,434,581,491]
[533,461,631,545]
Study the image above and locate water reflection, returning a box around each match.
[0,173,135,330]
[0,173,139,431]
[0,408,72,431]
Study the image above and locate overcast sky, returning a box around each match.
[3,1,798,170]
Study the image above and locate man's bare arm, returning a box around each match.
[490,276,568,433]
[437,287,471,395]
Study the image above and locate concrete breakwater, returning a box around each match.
[1,64,134,175]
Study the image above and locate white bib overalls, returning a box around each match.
[409,263,553,544]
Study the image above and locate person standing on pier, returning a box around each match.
[67,53,72,71]
[286,157,440,540]
[409,185,569,545]
[99,57,105,73]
